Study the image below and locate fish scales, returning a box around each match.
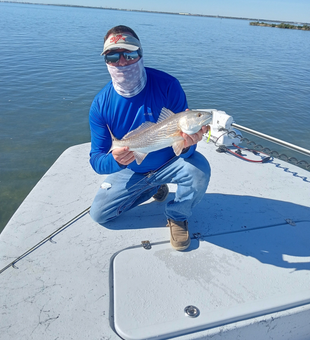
[108,108,212,165]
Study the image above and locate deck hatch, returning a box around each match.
[113,223,310,340]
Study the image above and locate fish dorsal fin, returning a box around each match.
[172,140,185,156]
[123,122,155,139]
[157,107,175,124]
[133,151,148,165]
[106,124,119,142]
[106,124,120,153]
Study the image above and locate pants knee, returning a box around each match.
[191,161,211,192]
[89,206,110,225]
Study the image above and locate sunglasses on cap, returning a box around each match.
[104,49,142,64]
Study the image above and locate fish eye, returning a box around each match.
[197,113,202,117]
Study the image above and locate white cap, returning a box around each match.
[101,33,142,55]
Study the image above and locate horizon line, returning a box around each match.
[1,0,310,25]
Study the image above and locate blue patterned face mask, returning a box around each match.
[107,57,147,98]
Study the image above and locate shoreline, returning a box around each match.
[250,21,310,30]
[1,0,310,26]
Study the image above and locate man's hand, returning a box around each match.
[112,147,135,166]
[181,125,210,148]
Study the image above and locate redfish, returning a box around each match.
[108,108,212,165]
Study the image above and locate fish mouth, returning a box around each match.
[202,118,212,126]
[196,115,212,128]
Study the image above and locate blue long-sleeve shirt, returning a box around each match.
[89,67,196,174]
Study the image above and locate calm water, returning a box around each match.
[0,3,310,232]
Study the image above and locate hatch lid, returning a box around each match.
[113,223,310,340]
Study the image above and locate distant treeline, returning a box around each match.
[250,22,310,31]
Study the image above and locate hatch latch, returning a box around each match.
[141,240,151,250]
[285,219,296,226]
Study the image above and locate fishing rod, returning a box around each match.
[2,118,309,274]
[0,155,179,275]
[0,207,91,274]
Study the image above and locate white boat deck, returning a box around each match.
[1,140,310,340]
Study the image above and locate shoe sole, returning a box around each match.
[153,185,169,202]
[170,237,191,251]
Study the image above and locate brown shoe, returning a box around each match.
[153,184,169,202]
[167,219,191,251]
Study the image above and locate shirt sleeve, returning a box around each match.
[89,98,125,174]
[180,145,196,158]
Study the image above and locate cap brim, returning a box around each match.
[101,43,140,55]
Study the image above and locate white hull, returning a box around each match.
[1,136,310,339]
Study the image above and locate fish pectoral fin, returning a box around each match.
[172,140,185,156]
[133,151,148,165]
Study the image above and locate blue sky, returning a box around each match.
[7,0,310,23]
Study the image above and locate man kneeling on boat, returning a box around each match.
[88,25,211,251]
